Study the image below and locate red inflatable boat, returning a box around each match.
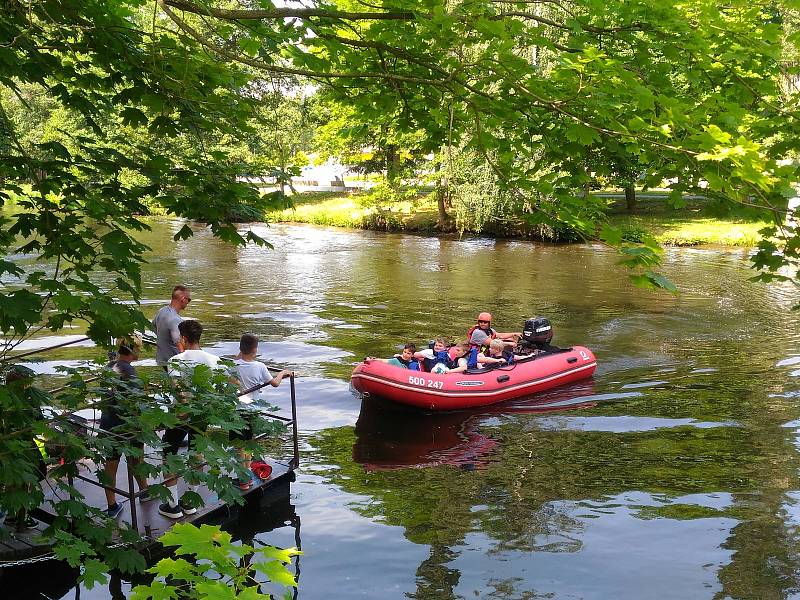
[351,346,597,411]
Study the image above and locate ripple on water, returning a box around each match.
[21,359,99,376]
[450,491,735,599]
[621,380,670,389]
[533,415,737,433]
[240,311,337,325]
[208,339,352,365]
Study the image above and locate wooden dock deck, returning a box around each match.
[0,455,294,564]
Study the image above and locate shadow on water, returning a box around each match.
[352,383,599,471]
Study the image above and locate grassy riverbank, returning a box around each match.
[265,191,770,247]
[607,213,766,246]
[265,191,441,231]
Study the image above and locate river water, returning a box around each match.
[4,220,800,599]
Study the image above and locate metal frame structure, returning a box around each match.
[3,336,300,537]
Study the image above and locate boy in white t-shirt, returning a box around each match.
[232,333,292,489]
[160,319,226,519]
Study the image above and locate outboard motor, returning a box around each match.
[521,317,558,353]
[523,317,553,345]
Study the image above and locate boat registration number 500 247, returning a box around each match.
[409,376,444,389]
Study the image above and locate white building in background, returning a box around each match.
[239,156,376,193]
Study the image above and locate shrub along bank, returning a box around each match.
[264,191,769,248]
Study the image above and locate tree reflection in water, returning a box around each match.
[351,385,597,599]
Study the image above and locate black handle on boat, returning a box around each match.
[497,375,510,383]
[567,357,578,364]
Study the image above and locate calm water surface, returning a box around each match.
[4,220,800,599]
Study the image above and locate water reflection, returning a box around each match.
[353,387,599,472]
[4,221,800,598]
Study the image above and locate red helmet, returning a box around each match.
[477,312,492,322]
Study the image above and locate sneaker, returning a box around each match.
[179,496,198,516]
[236,478,253,490]
[139,488,156,503]
[158,502,183,519]
[104,503,123,518]
[5,515,38,530]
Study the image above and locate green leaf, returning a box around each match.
[130,581,178,600]
[564,123,599,146]
[252,560,298,587]
[160,523,232,557]
[645,271,678,293]
[173,224,194,241]
[238,38,261,56]
[53,533,94,567]
[237,588,272,600]
[630,271,677,293]
[0,289,44,334]
[258,545,303,563]
[121,107,149,128]
[106,546,147,575]
[194,581,238,599]
[81,559,110,589]
[599,224,622,246]
[147,557,197,582]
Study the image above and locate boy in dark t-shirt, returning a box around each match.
[99,337,151,518]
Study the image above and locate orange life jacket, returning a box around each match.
[466,325,496,353]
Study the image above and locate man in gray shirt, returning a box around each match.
[152,285,192,367]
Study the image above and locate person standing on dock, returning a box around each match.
[232,333,292,489]
[1,365,48,531]
[99,336,152,518]
[160,319,222,519]
[152,285,192,370]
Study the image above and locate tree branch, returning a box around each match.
[162,0,414,21]
[157,0,448,85]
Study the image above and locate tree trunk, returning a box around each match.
[625,184,637,213]
[386,146,401,184]
[435,180,453,231]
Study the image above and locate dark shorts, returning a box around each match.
[229,410,257,442]
[102,436,144,461]
[99,415,143,461]
[229,425,254,442]
[162,426,193,455]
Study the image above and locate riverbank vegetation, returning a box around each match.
[266,191,769,247]
[2,0,800,592]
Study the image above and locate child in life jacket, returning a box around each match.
[446,343,471,373]
[477,339,513,368]
[366,343,420,370]
[415,339,471,374]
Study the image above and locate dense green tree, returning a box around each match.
[3,0,799,347]
[1,1,800,589]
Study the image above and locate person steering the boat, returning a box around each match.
[467,312,521,352]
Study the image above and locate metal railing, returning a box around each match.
[5,334,300,535]
[58,372,300,535]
